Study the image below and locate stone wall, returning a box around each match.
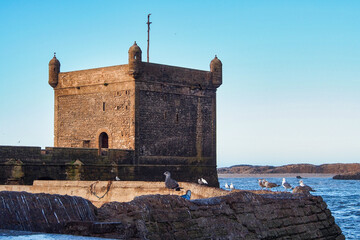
[135,62,218,167]
[47,45,221,187]
[0,181,228,207]
[0,146,218,186]
[55,65,135,149]
[137,90,214,164]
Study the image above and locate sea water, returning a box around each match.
[0,178,358,239]
[0,230,117,239]
[219,177,360,239]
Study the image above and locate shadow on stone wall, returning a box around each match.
[0,146,219,187]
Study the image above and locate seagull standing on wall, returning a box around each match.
[164,171,182,193]
[225,183,229,189]
[198,178,208,185]
[230,183,234,190]
[282,178,293,192]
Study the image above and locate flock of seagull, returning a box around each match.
[116,172,317,202]
[256,178,316,193]
[163,171,209,200]
[164,171,317,201]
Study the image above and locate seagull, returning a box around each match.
[282,178,293,191]
[198,178,208,185]
[225,183,229,189]
[258,179,266,190]
[181,190,191,200]
[264,180,280,190]
[115,176,120,181]
[299,180,316,192]
[229,183,234,190]
[164,171,182,192]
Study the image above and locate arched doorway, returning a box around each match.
[99,132,109,149]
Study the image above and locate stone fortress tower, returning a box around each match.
[48,42,222,185]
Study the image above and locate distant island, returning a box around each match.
[218,163,360,179]
[333,172,360,180]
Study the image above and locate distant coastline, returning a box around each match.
[217,163,360,176]
[218,173,335,178]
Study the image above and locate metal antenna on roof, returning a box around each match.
[146,14,152,63]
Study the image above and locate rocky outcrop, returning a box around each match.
[69,192,344,239]
[0,191,345,239]
[218,163,360,175]
[333,172,360,180]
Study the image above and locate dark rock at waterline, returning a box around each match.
[0,191,96,233]
[77,192,344,239]
[333,172,360,180]
[0,191,345,239]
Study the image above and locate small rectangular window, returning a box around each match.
[83,140,90,148]
[103,102,106,111]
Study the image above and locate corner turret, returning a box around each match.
[48,53,60,88]
[128,41,142,78]
[210,55,222,87]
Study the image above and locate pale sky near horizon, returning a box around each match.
[0,1,359,167]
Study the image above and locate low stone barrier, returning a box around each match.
[0,180,228,207]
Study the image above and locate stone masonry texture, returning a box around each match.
[0,43,222,187]
[30,42,223,186]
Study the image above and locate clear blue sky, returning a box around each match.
[0,1,359,167]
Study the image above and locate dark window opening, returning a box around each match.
[103,102,106,111]
[176,113,179,123]
[99,132,109,149]
[164,111,167,120]
[83,140,90,148]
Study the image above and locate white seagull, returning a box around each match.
[115,176,120,181]
[258,179,266,190]
[299,180,316,192]
[229,183,234,190]
[198,178,208,185]
[200,178,208,185]
[282,178,293,191]
[225,183,229,189]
